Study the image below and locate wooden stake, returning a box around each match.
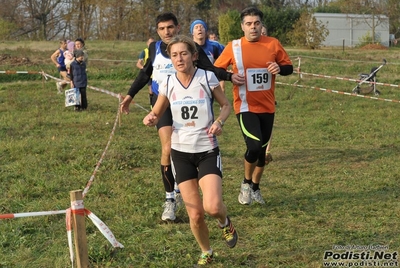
[70,190,89,268]
[118,95,122,127]
[41,71,45,90]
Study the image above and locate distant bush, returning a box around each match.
[356,31,382,48]
[288,10,329,49]
[0,18,16,40]
[260,7,300,45]
[218,10,242,44]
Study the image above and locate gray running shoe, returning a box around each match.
[161,200,176,221]
[238,182,252,205]
[251,189,266,204]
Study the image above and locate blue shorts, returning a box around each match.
[58,66,67,72]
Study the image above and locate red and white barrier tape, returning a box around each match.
[65,208,74,267]
[290,55,400,65]
[86,209,124,248]
[66,201,124,267]
[40,72,150,112]
[0,207,123,246]
[0,70,41,74]
[37,72,149,197]
[82,99,121,198]
[0,205,123,267]
[40,72,68,83]
[294,71,400,88]
[0,210,66,219]
[276,81,400,103]
[87,84,120,99]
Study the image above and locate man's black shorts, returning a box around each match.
[151,93,172,129]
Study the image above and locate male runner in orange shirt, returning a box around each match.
[214,6,293,205]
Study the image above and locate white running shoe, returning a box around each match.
[238,182,252,205]
[161,200,176,221]
[56,82,62,94]
[251,189,266,204]
[175,192,183,208]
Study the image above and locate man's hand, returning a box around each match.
[266,61,280,75]
[120,95,133,114]
[231,73,245,86]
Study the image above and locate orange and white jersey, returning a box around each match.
[214,36,292,114]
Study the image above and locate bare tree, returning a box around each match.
[329,0,392,42]
[0,0,22,22]
[18,0,72,40]
[92,0,136,40]
[77,0,96,39]
[384,0,400,37]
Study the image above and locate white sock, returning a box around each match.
[202,249,213,256]
[166,192,175,200]
[218,217,228,228]
[174,182,180,193]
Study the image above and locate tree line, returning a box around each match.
[0,0,399,47]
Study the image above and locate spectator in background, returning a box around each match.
[136,38,155,70]
[50,39,70,94]
[190,19,226,93]
[70,50,88,111]
[64,40,75,77]
[67,40,75,52]
[208,31,219,42]
[261,25,268,36]
[74,38,88,64]
[64,51,74,78]
[136,37,155,106]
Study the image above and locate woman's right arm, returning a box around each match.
[50,50,59,66]
[143,94,169,127]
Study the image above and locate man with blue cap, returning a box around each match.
[190,19,226,93]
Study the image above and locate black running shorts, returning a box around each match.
[151,93,172,129]
[171,147,223,185]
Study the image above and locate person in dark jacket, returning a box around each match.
[70,49,88,111]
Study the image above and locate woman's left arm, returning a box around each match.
[209,85,231,136]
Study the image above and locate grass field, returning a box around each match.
[1,41,399,268]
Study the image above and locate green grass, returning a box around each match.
[1,42,400,267]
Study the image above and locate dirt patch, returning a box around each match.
[0,54,35,66]
[360,44,388,50]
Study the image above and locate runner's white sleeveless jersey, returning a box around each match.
[152,41,176,95]
[159,68,220,153]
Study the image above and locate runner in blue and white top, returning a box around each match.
[190,19,226,93]
[143,35,238,266]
